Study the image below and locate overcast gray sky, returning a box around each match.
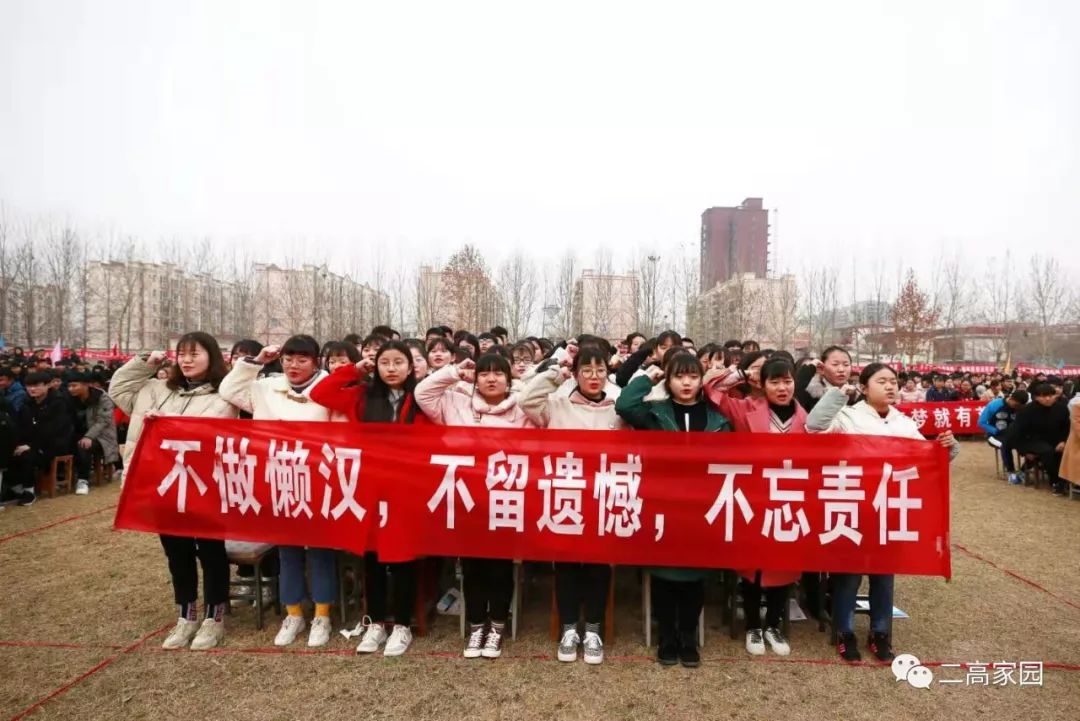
[1,0,1077,288]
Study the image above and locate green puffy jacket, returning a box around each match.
[615,375,732,581]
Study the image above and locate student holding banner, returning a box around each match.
[806,362,959,663]
[704,356,807,657]
[219,335,339,649]
[108,332,239,651]
[415,353,536,660]
[616,352,732,668]
[311,340,427,657]
[521,344,626,665]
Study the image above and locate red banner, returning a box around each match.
[896,402,986,436]
[115,418,952,578]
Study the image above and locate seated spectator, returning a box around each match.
[5,372,74,506]
[0,367,28,413]
[1010,383,1070,495]
[898,378,924,403]
[955,379,977,401]
[925,375,956,402]
[66,371,120,496]
[979,390,1028,484]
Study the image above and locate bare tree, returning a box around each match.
[667,243,699,335]
[551,250,577,339]
[765,276,800,352]
[585,248,615,336]
[635,252,663,336]
[932,252,973,361]
[801,264,840,354]
[497,251,539,341]
[0,203,17,344]
[978,252,1016,365]
[42,221,81,345]
[1023,254,1068,364]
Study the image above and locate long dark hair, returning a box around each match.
[168,332,229,391]
[362,340,419,423]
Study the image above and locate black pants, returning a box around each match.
[651,576,704,639]
[1017,441,1063,484]
[463,557,514,625]
[6,450,53,494]
[364,552,417,626]
[555,562,610,629]
[159,534,229,606]
[741,576,788,630]
[74,440,103,480]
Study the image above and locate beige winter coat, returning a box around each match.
[108,356,240,469]
[218,360,345,422]
[520,368,626,431]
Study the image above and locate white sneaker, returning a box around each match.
[162,617,200,649]
[745,628,766,656]
[356,621,388,653]
[190,618,225,650]
[764,627,791,656]
[463,623,486,659]
[383,624,412,657]
[274,615,307,646]
[307,616,332,647]
[582,631,604,665]
[75,479,90,495]
[557,627,580,662]
[481,624,504,659]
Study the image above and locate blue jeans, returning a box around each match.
[278,546,338,606]
[832,573,894,634]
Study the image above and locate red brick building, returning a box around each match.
[699,197,769,292]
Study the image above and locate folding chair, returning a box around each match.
[225,542,280,630]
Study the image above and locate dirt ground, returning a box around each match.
[2,444,1079,721]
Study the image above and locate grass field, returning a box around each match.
[2,444,1079,721]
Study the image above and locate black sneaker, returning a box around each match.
[657,635,679,666]
[837,631,861,662]
[867,631,894,662]
[678,631,700,668]
[17,490,36,507]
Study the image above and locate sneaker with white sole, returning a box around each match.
[557,626,580,662]
[162,617,200,649]
[764,627,791,656]
[307,616,332,647]
[383,624,412,657]
[356,621,388,653]
[582,630,604,665]
[190,618,225,650]
[274,615,307,646]
[481,624,504,659]
[745,628,765,655]
[463,623,486,659]
[1008,473,1023,485]
[75,479,90,496]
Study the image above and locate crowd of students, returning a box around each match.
[3,327,1077,668]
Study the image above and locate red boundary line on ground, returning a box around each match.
[0,504,116,546]
[4,636,1080,672]
[5,623,170,721]
[953,543,1080,612]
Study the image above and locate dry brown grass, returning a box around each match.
[2,443,1079,721]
